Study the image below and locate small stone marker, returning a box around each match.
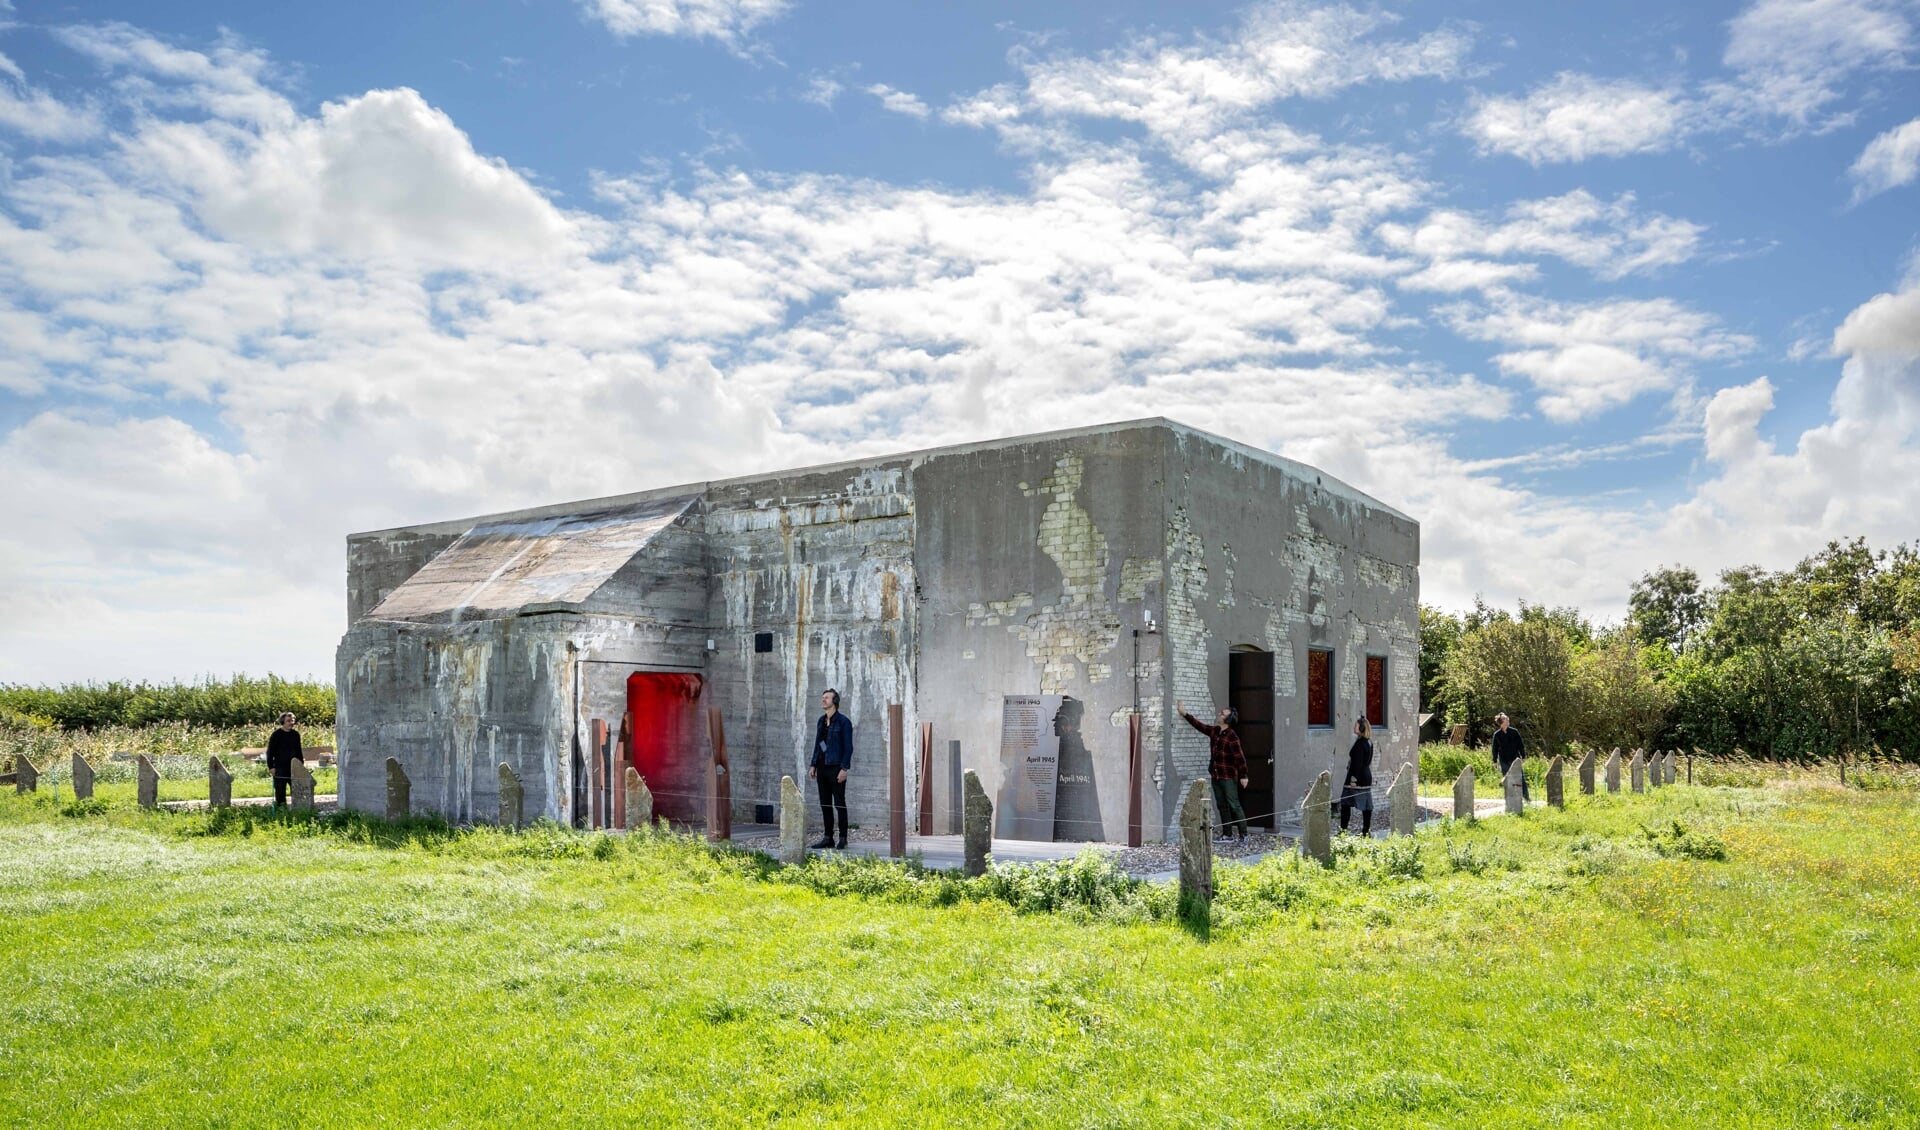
[1545,755,1565,809]
[962,769,992,878]
[1649,748,1664,789]
[1605,749,1621,793]
[14,756,37,794]
[1577,750,1596,795]
[208,756,232,809]
[498,762,524,830]
[290,758,315,812]
[385,757,409,821]
[137,755,159,809]
[778,775,807,865]
[1503,758,1525,815]
[1179,778,1215,905]
[1629,750,1645,794]
[1453,765,1475,821]
[625,767,652,829]
[1388,762,1416,836]
[1299,771,1332,863]
[1663,750,1677,786]
[71,753,95,801]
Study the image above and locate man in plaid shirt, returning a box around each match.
[1178,699,1250,843]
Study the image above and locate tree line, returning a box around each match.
[1422,538,1920,759]
[0,675,336,731]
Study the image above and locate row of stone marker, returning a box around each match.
[4,752,318,810]
[1174,748,1689,913]
[1450,746,1683,823]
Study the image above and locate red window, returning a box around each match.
[1365,656,1387,729]
[1307,648,1332,727]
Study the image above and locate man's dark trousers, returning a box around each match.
[273,772,291,808]
[1211,778,1248,839]
[1496,753,1530,800]
[817,775,848,842]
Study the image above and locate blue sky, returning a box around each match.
[1,0,1917,682]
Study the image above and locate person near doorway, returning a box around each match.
[266,713,302,810]
[1338,716,1375,835]
[1177,700,1249,844]
[808,689,853,849]
[1492,712,1528,801]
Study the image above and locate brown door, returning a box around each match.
[1229,650,1275,829]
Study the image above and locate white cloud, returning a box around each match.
[1662,278,1920,562]
[1464,0,1918,164]
[0,14,1891,682]
[802,75,843,108]
[1716,0,1914,127]
[1380,190,1704,285]
[1445,295,1751,421]
[0,50,101,141]
[970,1,1470,144]
[1461,73,1688,164]
[577,0,789,44]
[1849,116,1920,200]
[864,83,930,119]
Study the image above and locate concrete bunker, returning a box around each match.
[336,418,1420,842]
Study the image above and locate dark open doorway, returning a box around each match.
[1229,647,1275,829]
[624,672,705,824]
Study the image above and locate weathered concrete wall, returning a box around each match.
[337,418,1418,838]
[914,428,1166,842]
[1163,430,1420,823]
[336,615,574,823]
[702,463,916,831]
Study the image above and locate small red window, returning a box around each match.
[1365,656,1387,728]
[1307,648,1332,727]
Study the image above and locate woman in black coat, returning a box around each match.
[1338,717,1374,836]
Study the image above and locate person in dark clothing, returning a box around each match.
[1338,717,1375,835]
[1491,712,1528,801]
[808,689,853,849]
[1177,699,1249,844]
[266,713,302,809]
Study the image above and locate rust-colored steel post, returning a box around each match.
[917,722,935,837]
[888,704,906,857]
[1127,713,1143,849]
[612,711,631,831]
[589,718,608,830]
[707,707,731,842]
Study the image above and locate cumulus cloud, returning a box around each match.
[1714,0,1915,127]
[1462,74,1688,164]
[0,51,101,142]
[577,0,789,45]
[970,1,1471,144]
[0,12,1881,682]
[1445,295,1750,421]
[1849,116,1920,200]
[865,83,929,119]
[1463,0,1917,163]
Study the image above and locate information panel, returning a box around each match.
[997,694,1064,840]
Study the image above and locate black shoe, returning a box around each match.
[835,839,847,850]
[812,836,834,849]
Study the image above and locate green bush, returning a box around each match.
[0,675,334,731]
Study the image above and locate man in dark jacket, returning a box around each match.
[808,689,853,849]
[266,713,302,809]
[1177,699,1250,844]
[1491,712,1528,801]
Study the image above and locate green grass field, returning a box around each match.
[2,780,1915,1127]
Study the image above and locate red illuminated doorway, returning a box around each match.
[624,672,704,822]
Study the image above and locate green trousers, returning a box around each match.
[1211,778,1248,839]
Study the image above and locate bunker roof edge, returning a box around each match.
[347,417,1414,542]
